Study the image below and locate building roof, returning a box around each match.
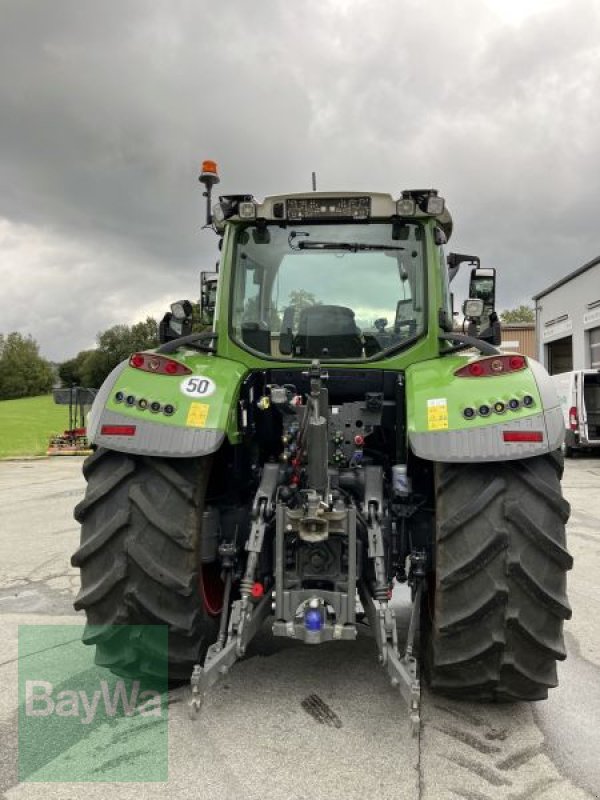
[532,255,600,301]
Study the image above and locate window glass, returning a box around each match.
[231,222,427,360]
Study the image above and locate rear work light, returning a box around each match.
[100,425,136,436]
[129,353,191,376]
[454,354,527,378]
[503,431,543,443]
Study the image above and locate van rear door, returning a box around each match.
[582,371,600,444]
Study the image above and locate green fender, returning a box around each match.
[87,351,248,457]
[405,355,564,462]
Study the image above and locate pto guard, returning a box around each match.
[87,354,247,457]
[406,356,564,462]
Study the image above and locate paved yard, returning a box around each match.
[0,455,598,799]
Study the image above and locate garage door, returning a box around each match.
[591,327,600,369]
[546,335,573,374]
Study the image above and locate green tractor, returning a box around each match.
[72,162,572,728]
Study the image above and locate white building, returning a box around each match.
[533,256,600,374]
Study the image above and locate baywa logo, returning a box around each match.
[19,625,169,782]
[25,678,162,725]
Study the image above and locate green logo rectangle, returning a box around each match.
[19,625,168,782]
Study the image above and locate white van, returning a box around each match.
[551,370,600,456]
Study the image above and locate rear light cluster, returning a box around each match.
[114,391,176,416]
[463,394,534,420]
[569,406,578,431]
[129,353,191,376]
[454,355,527,378]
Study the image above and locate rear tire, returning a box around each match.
[72,448,219,680]
[425,452,572,701]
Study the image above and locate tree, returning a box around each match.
[76,317,159,388]
[242,297,282,330]
[78,350,113,390]
[500,305,535,324]
[0,332,55,399]
[287,289,320,316]
[58,350,95,387]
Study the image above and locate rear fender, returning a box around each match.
[406,355,563,462]
[87,353,247,457]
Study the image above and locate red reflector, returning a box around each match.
[503,431,543,443]
[251,582,264,598]
[100,425,136,436]
[131,353,145,368]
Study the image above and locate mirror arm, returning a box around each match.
[157,331,218,355]
[439,332,502,356]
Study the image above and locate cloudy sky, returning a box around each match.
[1,0,600,361]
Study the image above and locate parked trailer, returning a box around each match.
[47,387,97,456]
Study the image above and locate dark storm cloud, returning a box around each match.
[1,0,599,359]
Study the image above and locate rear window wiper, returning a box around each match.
[292,240,405,252]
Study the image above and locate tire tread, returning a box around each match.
[72,448,217,680]
[427,452,572,701]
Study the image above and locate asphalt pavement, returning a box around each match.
[0,455,598,800]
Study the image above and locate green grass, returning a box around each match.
[0,395,72,457]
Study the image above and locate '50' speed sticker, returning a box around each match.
[180,375,216,398]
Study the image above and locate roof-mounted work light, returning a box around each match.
[238,201,257,219]
[398,189,445,217]
[396,197,416,216]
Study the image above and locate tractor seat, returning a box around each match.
[294,305,363,358]
[241,321,271,354]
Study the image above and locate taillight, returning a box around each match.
[129,353,191,375]
[454,354,527,378]
[569,406,578,431]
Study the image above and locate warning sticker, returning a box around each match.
[186,402,210,428]
[427,398,449,430]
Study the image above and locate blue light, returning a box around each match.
[304,608,323,631]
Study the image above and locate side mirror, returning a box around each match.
[465,268,502,346]
[469,268,496,314]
